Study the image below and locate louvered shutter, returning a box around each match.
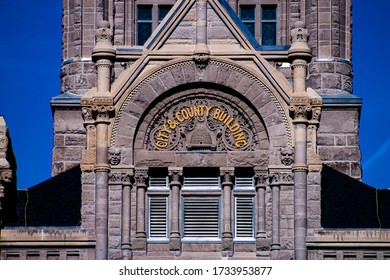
[183,177,220,190]
[149,177,168,190]
[148,196,168,239]
[235,196,255,239]
[183,197,220,239]
[234,177,255,190]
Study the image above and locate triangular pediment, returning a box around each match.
[145,0,260,52]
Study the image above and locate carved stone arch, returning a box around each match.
[111,58,292,165]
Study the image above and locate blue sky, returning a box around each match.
[0,1,389,189]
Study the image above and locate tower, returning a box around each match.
[4,0,387,261]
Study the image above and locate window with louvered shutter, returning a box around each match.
[182,197,220,240]
[234,196,255,240]
[148,196,168,240]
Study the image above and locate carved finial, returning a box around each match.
[92,20,116,62]
[288,21,311,62]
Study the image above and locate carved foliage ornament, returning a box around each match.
[145,94,260,151]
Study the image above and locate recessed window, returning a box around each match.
[137,4,173,45]
[240,5,256,37]
[261,5,277,45]
[137,5,153,45]
[148,195,169,240]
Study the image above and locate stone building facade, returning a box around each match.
[1,0,389,260]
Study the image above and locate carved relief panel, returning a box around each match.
[144,93,261,151]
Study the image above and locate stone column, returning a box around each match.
[254,167,269,255]
[121,171,133,260]
[90,20,116,260]
[134,168,148,252]
[193,0,210,69]
[288,21,312,260]
[168,167,183,254]
[220,167,234,257]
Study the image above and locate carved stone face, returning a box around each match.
[108,148,121,165]
[280,147,294,166]
[0,170,12,183]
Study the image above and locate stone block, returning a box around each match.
[134,150,175,167]
[54,109,85,133]
[335,135,347,146]
[322,74,342,89]
[309,62,334,74]
[228,151,268,167]
[317,134,334,146]
[319,146,360,161]
[318,109,359,133]
[335,62,352,76]
[65,135,86,146]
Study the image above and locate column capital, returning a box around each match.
[269,172,294,186]
[168,167,183,186]
[289,97,312,123]
[254,167,268,188]
[220,167,234,186]
[134,167,148,188]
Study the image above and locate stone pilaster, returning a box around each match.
[168,167,183,254]
[254,167,270,256]
[288,21,312,260]
[269,170,294,259]
[121,170,134,260]
[220,167,234,257]
[133,167,148,251]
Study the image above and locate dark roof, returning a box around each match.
[6,165,81,227]
[321,164,390,228]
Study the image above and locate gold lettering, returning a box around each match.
[228,123,240,133]
[218,111,228,122]
[181,109,189,120]
[175,111,184,122]
[204,106,212,117]
[186,107,194,118]
[156,141,168,148]
[160,124,172,135]
[194,106,201,117]
[235,139,247,148]
[213,108,221,120]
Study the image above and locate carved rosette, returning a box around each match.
[144,93,259,151]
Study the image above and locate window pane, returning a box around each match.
[262,22,276,45]
[158,5,173,23]
[137,22,152,45]
[137,5,153,45]
[240,5,255,37]
[240,5,255,21]
[138,5,152,21]
[262,5,277,21]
